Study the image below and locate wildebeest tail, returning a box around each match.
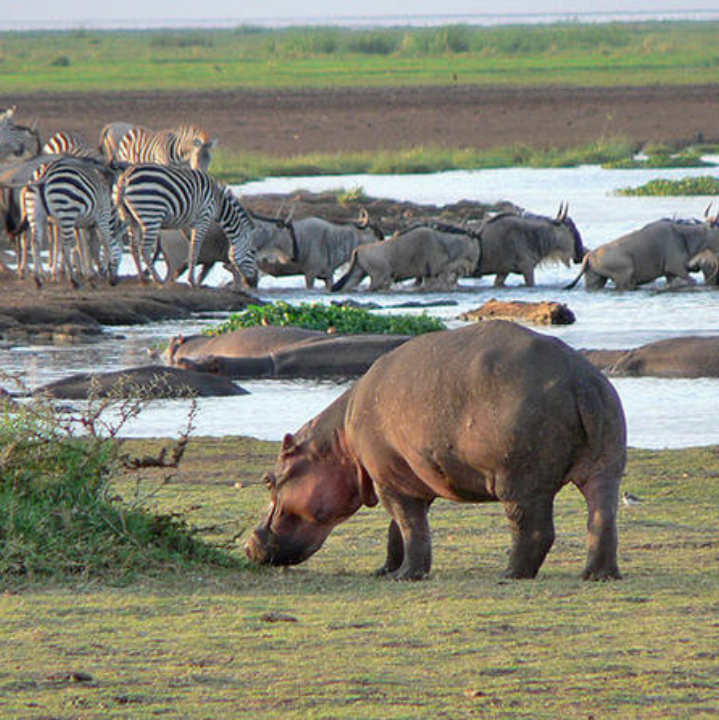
[331,248,366,291]
[563,253,590,290]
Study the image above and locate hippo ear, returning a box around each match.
[357,465,378,507]
[281,433,296,454]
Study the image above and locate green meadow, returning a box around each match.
[1,432,718,718]
[1,21,719,93]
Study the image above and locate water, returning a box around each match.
[4,164,719,449]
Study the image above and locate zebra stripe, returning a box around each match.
[113,163,256,286]
[43,130,98,158]
[22,159,124,287]
[115,124,215,171]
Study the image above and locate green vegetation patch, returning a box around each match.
[0,395,242,584]
[3,22,719,92]
[205,301,447,336]
[616,175,719,196]
[213,137,636,182]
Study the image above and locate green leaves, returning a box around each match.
[205,302,446,337]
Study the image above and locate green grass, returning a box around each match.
[213,137,637,182]
[0,437,717,717]
[2,21,719,93]
[206,302,447,336]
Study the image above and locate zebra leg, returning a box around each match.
[139,222,164,285]
[22,188,46,287]
[60,224,81,288]
[96,214,122,286]
[187,218,211,287]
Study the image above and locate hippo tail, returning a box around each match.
[331,249,366,292]
[563,253,590,290]
[575,377,625,467]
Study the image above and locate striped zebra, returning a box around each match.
[113,164,258,287]
[21,158,125,287]
[0,106,42,161]
[43,130,100,159]
[112,124,216,171]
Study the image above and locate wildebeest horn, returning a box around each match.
[357,207,369,228]
[285,203,296,224]
[562,202,569,221]
[275,201,285,220]
[555,202,565,221]
[704,202,713,219]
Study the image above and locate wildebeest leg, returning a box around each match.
[374,519,404,577]
[520,266,536,287]
[375,486,433,580]
[575,475,621,581]
[304,273,315,290]
[584,269,608,290]
[493,273,508,287]
[502,494,556,578]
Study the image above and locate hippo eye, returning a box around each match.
[263,473,276,489]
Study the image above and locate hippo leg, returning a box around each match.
[576,477,621,581]
[374,519,404,577]
[501,494,556,579]
[375,487,433,580]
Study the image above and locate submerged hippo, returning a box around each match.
[176,333,411,379]
[584,336,719,378]
[33,365,247,399]
[246,321,626,581]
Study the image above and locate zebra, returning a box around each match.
[42,130,100,159]
[113,163,258,287]
[0,106,42,162]
[105,123,216,171]
[20,158,125,288]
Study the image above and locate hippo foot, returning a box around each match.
[380,566,429,581]
[581,566,622,581]
[501,566,540,580]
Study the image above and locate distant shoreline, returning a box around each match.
[3,9,719,32]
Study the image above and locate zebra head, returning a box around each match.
[187,136,217,172]
[0,108,41,161]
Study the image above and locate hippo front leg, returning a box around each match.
[375,487,433,580]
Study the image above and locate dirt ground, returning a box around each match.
[4,84,719,156]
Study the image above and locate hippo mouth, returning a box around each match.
[244,529,317,566]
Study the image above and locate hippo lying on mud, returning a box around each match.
[33,365,247,399]
[582,336,719,378]
[246,321,626,581]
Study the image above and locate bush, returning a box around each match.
[616,176,719,196]
[0,391,242,584]
[206,302,447,336]
[50,55,71,67]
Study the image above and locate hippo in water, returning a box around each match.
[246,321,626,581]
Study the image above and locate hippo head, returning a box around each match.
[245,431,369,566]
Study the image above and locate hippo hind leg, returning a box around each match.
[375,487,433,581]
[575,474,622,581]
[501,494,556,579]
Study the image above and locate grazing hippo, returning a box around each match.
[246,321,626,581]
[33,365,247,399]
[163,326,328,366]
[177,333,412,379]
[585,336,719,378]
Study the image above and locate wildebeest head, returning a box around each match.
[554,203,586,263]
[245,431,368,566]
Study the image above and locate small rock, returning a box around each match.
[260,611,298,623]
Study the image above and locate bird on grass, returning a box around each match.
[622,491,642,506]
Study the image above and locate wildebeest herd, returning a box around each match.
[3,104,719,292]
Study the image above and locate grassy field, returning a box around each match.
[1,436,718,718]
[1,21,719,93]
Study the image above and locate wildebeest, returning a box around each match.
[245,321,626,581]
[565,217,719,290]
[473,204,585,286]
[252,209,384,289]
[331,224,480,292]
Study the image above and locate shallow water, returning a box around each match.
[4,165,719,449]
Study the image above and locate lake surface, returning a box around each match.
[4,164,719,449]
